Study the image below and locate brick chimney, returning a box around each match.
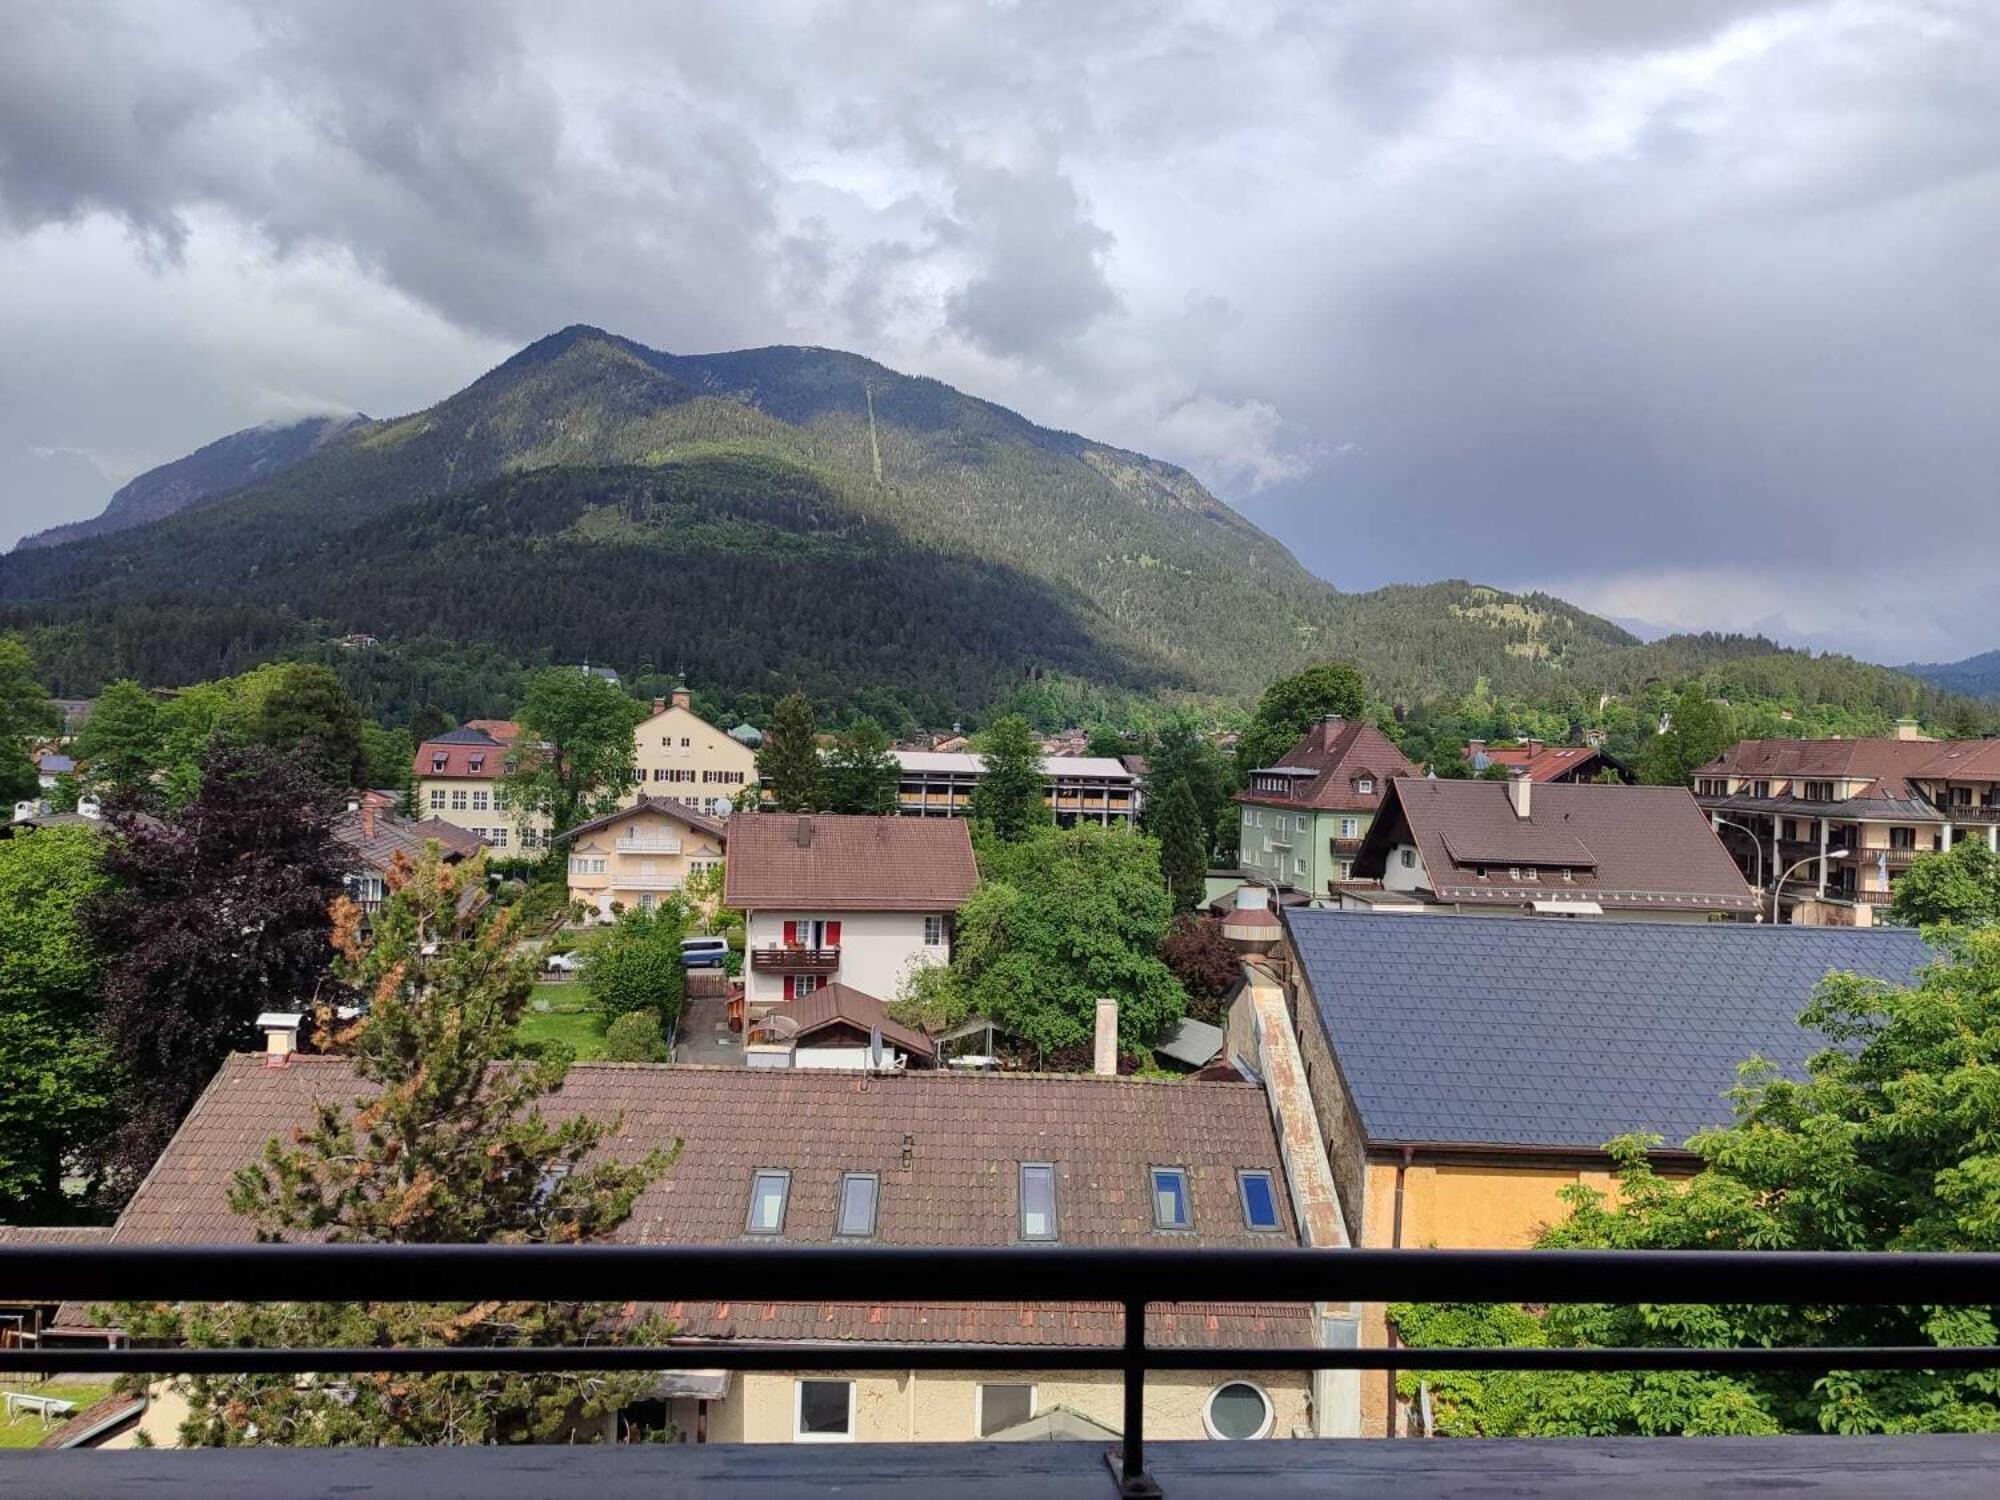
[1507,767,1532,819]
[652,697,666,715]
[672,686,692,711]
[1093,997,1118,1076]
[361,801,376,840]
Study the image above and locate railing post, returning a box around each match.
[1118,1297,1161,1497]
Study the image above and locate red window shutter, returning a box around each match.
[783,920,797,946]
[783,974,795,1001]
[824,920,841,947]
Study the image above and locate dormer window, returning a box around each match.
[431,754,448,773]
[468,754,485,772]
[1355,777,1374,795]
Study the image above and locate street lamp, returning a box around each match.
[1710,816,1764,895]
[1772,847,1848,925]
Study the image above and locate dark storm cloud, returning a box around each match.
[1,0,1996,660]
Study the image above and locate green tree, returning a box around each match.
[253,663,368,790]
[1143,713,1227,858]
[1888,840,2000,929]
[505,668,642,837]
[1086,723,1130,759]
[756,692,824,812]
[951,824,1184,1057]
[0,636,58,806]
[1154,777,1208,912]
[1396,930,2000,1436]
[76,678,163,803]
[0,826,114,1215]
[604,1010,669,1062]
[116,849,675,1445]
[1236,661,1367,775]
[359,721,416,804]
[822,716,900,815]
[970,715,1049,841]
[1639,684,1734,787]
[580,902,688,1033]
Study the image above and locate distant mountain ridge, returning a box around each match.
[0,325,1963,727]
[14,411,366,550]
[1903,650,2000,701]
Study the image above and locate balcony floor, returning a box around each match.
[10,1435,2000,1499]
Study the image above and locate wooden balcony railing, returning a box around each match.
[749,945,840,974]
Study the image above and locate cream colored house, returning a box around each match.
[630,687,758,819]
[561,797,727,922]
[410,720,552,853]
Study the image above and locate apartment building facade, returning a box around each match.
[410,721,550,852]
[629,687,758,819]
[888,750,1141,825]
[1234,717,1419,897]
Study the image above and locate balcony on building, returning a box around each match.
[749,944,841,973]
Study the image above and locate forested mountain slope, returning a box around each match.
[1904,650,2000,700]
[0,325,1964,726]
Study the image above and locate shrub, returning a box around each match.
[605,1011,669,1062]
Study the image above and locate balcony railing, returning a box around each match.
[4,1244,2000,1497]
[748,945,840,973]
[615,836,684,854]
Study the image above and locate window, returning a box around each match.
[1204,1381,1274,1440]
[746,1170,790,1235]
[1019,1163,1057,1241]
[1340,817,1357,838]
[1802,780,1834,803]
[1356,777,1374,795]
[1561,868,1574,882]
[1238,1171,1281,1231]
[1890,827,1917,850]
[1296,815,1308,833]
[467,754,485,772]
[789,974,821,998]
[836,1173,879,1238]
[794,1379,853,1442]
[494,789,509,812]
[923,915,944,946]
[450,790,468,811]
[429,790,445,810]
[1293,856,1305,876]
[977,1383,1035,1437]
[472,791,489,811]
[681,736,692,747]
[1399,848,1416,869]
[1508,866,1521,881]
[489,828,508,849]
[430,754,448,773]
[1521,867,1537,882]
[1150,1167,1191,1230]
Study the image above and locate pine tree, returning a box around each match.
[757,693,824,812]
[970,715,1049,841]
[1154,776,1208,913]
[117,849,677,1445]
[822,717,900,814]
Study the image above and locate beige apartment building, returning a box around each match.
[410,720,551,853]
[561,797,727,922]
[630,687,758,819]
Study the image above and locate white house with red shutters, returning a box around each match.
[722,813,981,1015]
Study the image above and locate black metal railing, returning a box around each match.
[6,1245,2000,1497]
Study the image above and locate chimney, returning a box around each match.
[1467,739,1486,754]
[652,697,667,716]
[1507,767,1532,819]
[672,686,692,711]
[794,816,814,849]
[361,802,376,840]
[1894,718,1923,742]
[257,1012,303,1067]
[1093,997,1119,1076]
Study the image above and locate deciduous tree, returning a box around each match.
[581,901,688,1033]
[1235,661,1367,776]
[75,678,162,803]
[505,668,642,837]
[254,663,368,790]
[1888,840,2000,929]
[822,716,900,815]
[970,715,1049,841]
[1160,912,1238,1020]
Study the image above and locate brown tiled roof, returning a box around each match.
[1695,737,1981,802]
[1359,778,1758,913]
[1233,717,1419,813]
[413,724,522,781]
[1466,742,1625,783]
[723,813,978,912]
[36,1390,147,1449]
[559,796,729,845]
[81,1056,1311,1350]
[1913,738,2000,783]
[334,802,485,873]
[787,982,934,1060]
[464,719,522,744]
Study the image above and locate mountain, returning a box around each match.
[1904,650,2000,700]
[0,326,1964,728]
[13,411,367,550]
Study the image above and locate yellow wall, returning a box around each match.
[704,1366,1311,1443]
[630,702,757,817]
[416,775,553,850]
[567,804,726,920]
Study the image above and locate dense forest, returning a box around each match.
[3,323,1987,733]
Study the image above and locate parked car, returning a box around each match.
[681,935,730,969]
[545,950,584,974]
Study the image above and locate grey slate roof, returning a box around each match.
[1286,910,1935,1152]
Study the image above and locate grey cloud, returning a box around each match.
[943,162,1119,361]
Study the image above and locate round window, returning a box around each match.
[1204,1381,1273,1440]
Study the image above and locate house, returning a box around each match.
[1462,739,1632,784]
[1693,730,2000,922]
[888,750,1141,825]
[34,751,75,790]
[1270,909,1934,1435]
[332,792,485,914]
[560,797,727,921]
[723,813,979,1014]
[741,981,936,1069]
[629,686,758,819]
[410,722,549,852]
[1234,717,1419,896]
[50,1012,1362,1446]
[1348,774,1758,920]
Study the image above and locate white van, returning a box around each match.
[680,935,730,969]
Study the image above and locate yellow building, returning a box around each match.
[1270,908,1934,1436]
[560,797,726,922]
[630,687,758,819]
[410,720,551,853]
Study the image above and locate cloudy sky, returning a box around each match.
[3,0,1996,664]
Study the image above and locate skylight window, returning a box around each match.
[1238,1170,1281,1231]
[1019,1163,1057,1241]
[1151,1167,1191,1230]
[746,1169,790,1234]
[836,1172,878,1238]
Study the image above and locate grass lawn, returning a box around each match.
[0,1381,114,1447]
[517,981,608,1060]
